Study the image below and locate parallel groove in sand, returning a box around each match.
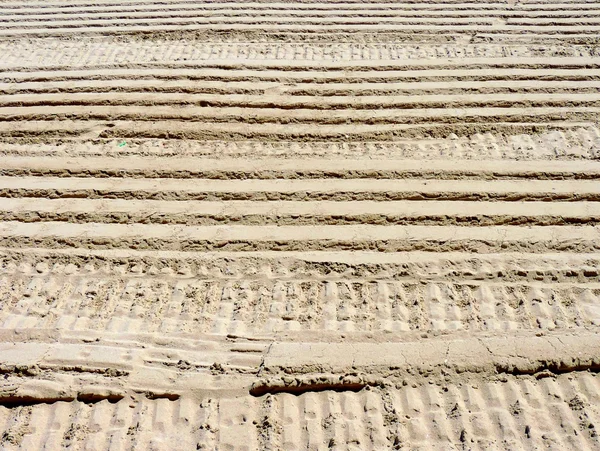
[3,16,600,27]
[2,0,600,39]
[3,156,600,176]
[4,25,600,39]
[3,198,600,226]
[5,68,600,81]
[0,59,597,139]
[1,1,600,449]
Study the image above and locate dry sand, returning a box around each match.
[0,0,600,449]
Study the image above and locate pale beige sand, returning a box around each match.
[0,0,600,449]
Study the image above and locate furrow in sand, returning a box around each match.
[0,0,592,7]
[2,198,600,226]
[4,68,600,84]
[0,17,505,28]
[4,10,600,20]
[0,8,523,17]
[4,58,599,75]
[3,24,600,37]
[509,17,600,24]
[0,0,596,9]
[4,79,600,96]
[5,198,600,216]
[0,1,513,9]
[0,4,584,15]
[2,92,600,109]
[3,15,600,28]
[4,246,600,269]
[0,222,599,253]
[2,157,600,178]
[2,16,598,28]
[3,177,600,201]
[3,222,597,242]
[0,105,598,126]
[4,213,598,227]
[521,0,600,4]
[0,119,594,140]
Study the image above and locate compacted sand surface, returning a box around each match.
[0,0,600,449]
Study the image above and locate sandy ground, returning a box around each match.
[0,0,600,449]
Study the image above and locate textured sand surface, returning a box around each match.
[1,0,600,449]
